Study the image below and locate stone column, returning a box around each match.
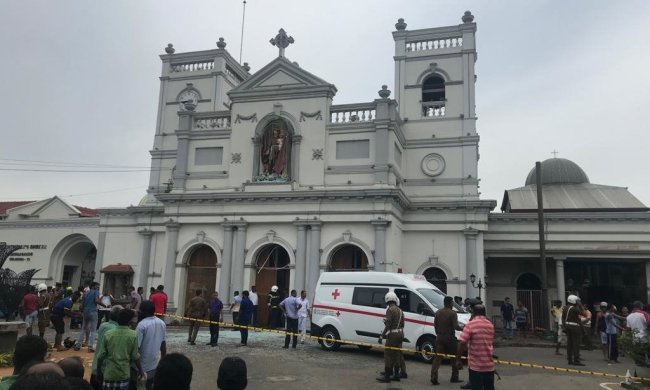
[163,222,180,307]
[464,229,479,299]
[94,231,107,284]
[307,223,322,299]
[231,223,248,296]
[555,257,566,303]
[138,229,154,290]
[172,113,192,190]
[219,225,234,301]
[371,219,390,271]
[294,223,308,292]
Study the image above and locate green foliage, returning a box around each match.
[619,330,650,366]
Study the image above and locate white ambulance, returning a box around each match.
[311,271,470,362]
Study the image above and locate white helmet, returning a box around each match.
[567,295,579,304]
[385,292,398,304]
[271,285,278,293]
[37,283,47,292]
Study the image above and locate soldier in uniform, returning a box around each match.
[562,294,585,366]
[377,292,404,383]
[431,295,464,385]
[36,283,52,339]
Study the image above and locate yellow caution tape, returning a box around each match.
[158,313,649,382]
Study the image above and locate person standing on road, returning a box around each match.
[208,292,224,347]
[36,283,52,340]
[431,296,463,385]
[186,289,207,345]
[551,300,564,355]
[249,286,258,328]
[562,294,584,366]
[98,290,114,329]
[514,301,529,338]
[150,285,168,320]
[297,290,311,344]
[457,304,495,390]
[230,291,241,329]
[91,305,122,390]
[627,300,648,342]
[280,289,301,349]
[137,301,167,390]
[75,282,105,352]
[605,303,625,363]
[500,297,514,340]
[238,291,254,346]
[19,286,39,336]
[128,286,142,329]
[267,286,280,329]
[376,292,405,383]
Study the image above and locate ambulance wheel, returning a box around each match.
[320,326,341,351]
[418,336,436,363]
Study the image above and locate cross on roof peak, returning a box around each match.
[270,28,294,58]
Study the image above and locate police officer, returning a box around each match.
[563,294,584,366]
[36,283,52,339]
[377,292,404,383]
[267,285,281,329]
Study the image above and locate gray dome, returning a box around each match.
[525,158,590,186]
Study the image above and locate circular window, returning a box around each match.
[421,153,446,177]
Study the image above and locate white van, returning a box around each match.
[311,271,470,362]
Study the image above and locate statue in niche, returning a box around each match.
[257,119,292,182]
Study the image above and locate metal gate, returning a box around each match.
[516,290,544,330]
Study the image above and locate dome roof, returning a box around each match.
[525,158,590,186]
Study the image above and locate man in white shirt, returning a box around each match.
[136,300,166,390]
[627,300,648,342]
[129,286,142,329]
[297,290,311,344]
[249,286,259,327]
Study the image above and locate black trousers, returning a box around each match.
[239,317,250,345]
[469,369,495,390]
[566,325,582,363]
[268,307,280,328]
[284,317,299,347]
[209,315,220,345]
[252,305,258,326]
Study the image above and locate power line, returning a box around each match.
[0,158,152,169]
[239,0,247,63]
[0,168,165,173]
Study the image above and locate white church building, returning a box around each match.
[2,12,649,327]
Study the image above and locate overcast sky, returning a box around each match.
[1,0,649,209]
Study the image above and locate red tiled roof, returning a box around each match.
[0,201,33,214]
[74,206,97,217]
[101,263,134,274]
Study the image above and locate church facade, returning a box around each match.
[2,12,649,327]
[98,13,492,321]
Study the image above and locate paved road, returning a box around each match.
[164,327,648,389]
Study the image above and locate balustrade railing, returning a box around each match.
[406,37,463,52]
[422,101,446,118]
[225,65,244,82]
[330,103,376,124]
[171,60,215,73]
[194,114,231,129]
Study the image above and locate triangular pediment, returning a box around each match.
[229,57,337,101]
[7,196,83,220]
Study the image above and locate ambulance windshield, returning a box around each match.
[417,288,467,313]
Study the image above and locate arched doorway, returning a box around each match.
[185,246,218,311]
[423,267,447,293]
[255,244,290,326]
[516,273,543,329]
[328,244,368,271]
[52,234,97,289]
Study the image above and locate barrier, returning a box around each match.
[158,313,649,382]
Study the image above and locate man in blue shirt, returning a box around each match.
[75,282,107,352]
[51,291,81,351]
[280,289,302,349]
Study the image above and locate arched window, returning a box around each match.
[422,75,445,117]
[423,267,447,293]
[328,244,368,271]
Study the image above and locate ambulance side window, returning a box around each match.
[352,287,388,308]
[395,289,428,314]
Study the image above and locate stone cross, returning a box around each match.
[551,150,559,158]
[270,28,294,58]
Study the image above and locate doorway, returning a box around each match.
[255,244,290,326]
[328,244,368,271]
[516,273,543,330]
[185,246,218,311]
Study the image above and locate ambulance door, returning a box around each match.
[395,288,429,349]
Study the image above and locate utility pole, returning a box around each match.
[535,162,550,329]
